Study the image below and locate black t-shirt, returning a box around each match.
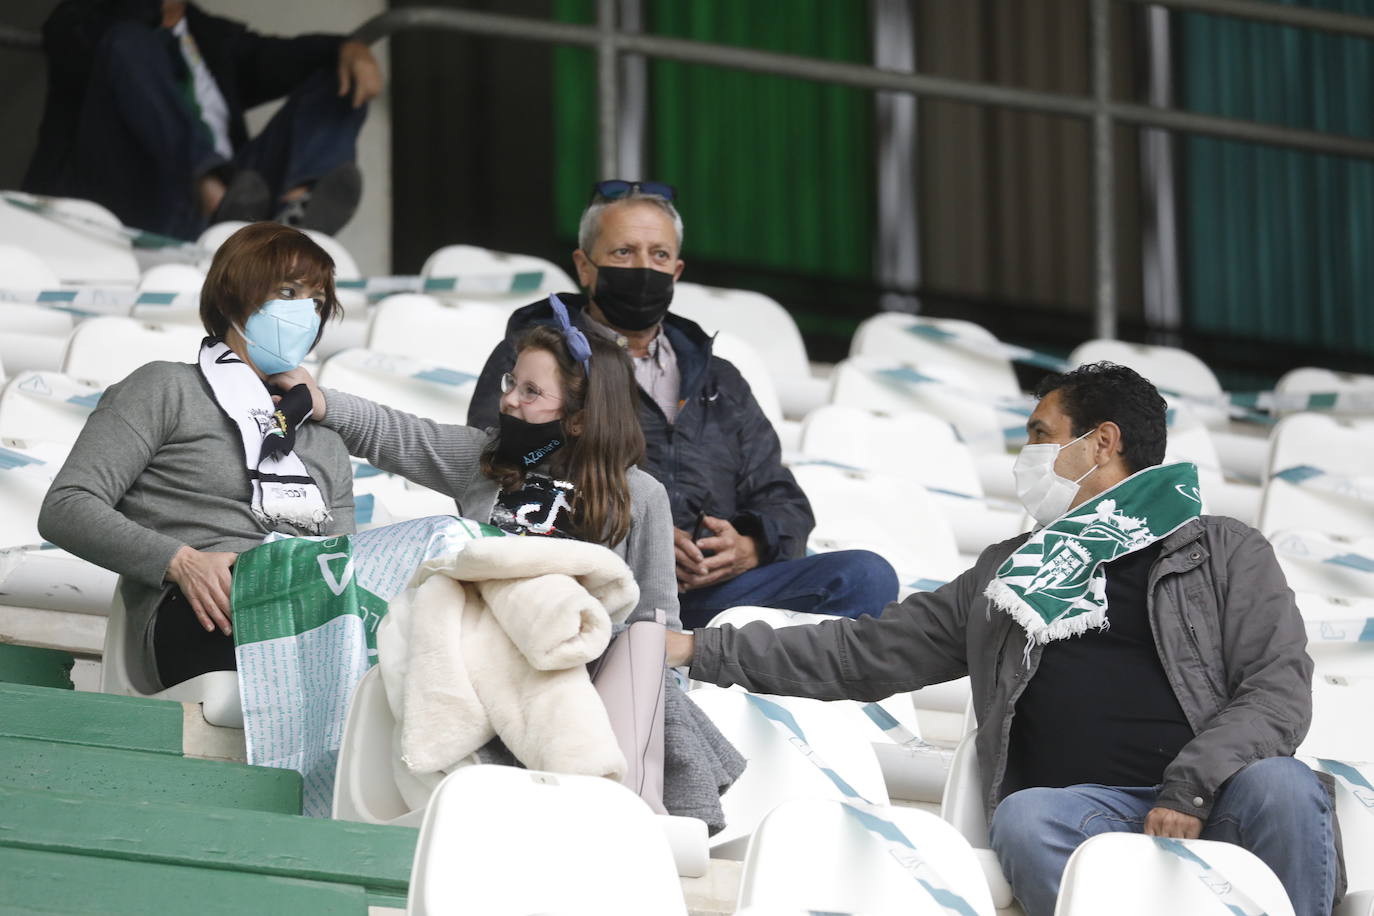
[1004,541,1195,793]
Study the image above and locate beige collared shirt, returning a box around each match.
[583,312,682,423]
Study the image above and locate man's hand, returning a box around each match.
[337,40,383,108]
[665,629,695,668]
[267,368,327,421]
[1143,806,1203,839]
[166,545,238,636]
[676,516,759,592]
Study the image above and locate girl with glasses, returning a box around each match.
[274,315,678,628]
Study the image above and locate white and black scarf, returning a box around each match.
[198,338,331,534]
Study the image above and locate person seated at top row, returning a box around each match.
[467,180,900,628]
[26,0,382,240]
[39,222,677,693]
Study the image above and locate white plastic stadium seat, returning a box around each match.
[195,220,249,263]
[0,194,140,286]
[688,684,890,860]
[671,281,827,418]
[1068,339,1228,429]
[737,797,996,916]
[938,730,1018,909]
[0,305,72,378]
[790,461,965,591]
[703,606,968,801]
[851,313,1023,399]
[829,354,1020,456]
[99,584,242,728]
[1268,529,1374,601]
[709,330,785,432]
[796,405,1027,555]
[408,765,686,916]
[0,241,63,289]
[1300,675,1374,761]
[1275,367,1374,418]
[420,244,576,302]
[1054,833,1295,916]
[1257,413,1374,539]
[130,263,205,325]
[0,371,102,445]
[318,348,475,426]
[366,295,511,374]
[60,316,206,387]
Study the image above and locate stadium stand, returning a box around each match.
[0,168,1371,912]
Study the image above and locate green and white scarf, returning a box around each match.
[985,462,1203,646]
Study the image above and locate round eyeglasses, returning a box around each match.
[501,372,560,405]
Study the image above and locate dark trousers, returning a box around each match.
[153,585,237,688]
[56,20,366,240]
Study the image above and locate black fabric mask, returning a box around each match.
[496,413,565,468]
[591,265,675,331]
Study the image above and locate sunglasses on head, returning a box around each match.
[590,180,677,203]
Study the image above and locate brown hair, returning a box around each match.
[199,222,342,339]
[482,325,645,545]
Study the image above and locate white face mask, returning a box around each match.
[1013,428,1099,526]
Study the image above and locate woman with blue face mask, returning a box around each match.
[39,222,356,692]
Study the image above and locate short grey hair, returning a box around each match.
[577,192,685,256]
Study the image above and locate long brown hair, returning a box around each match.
[481,325,645,545]
[199,222,342,339]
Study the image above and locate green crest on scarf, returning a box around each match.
[986,462,1203,645]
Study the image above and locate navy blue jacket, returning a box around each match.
[468,294,815,565]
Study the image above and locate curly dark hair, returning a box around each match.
[1035,361,1167,473]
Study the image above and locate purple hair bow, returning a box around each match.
[549,293,592,377]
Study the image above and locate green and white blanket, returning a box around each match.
[231,515,503,817]
[985,462,1202,646]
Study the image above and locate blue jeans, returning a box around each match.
[988,757,1337,916]
[677,549,898,629]
[56,21,365,239]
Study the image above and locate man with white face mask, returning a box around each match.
[665,362,1341,916]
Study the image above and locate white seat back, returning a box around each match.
[99,583,242,726]
[1258,413,1374,539]
[0,242,61,289]
[0,371,102,445]
[408,764,686,915]
[672,281,810,381]
[791,461,964,589]
[0,195,139,285]
[689,684,889,860]
[0,305,72,377]
[738,798,996,915]
[333,665,420,825]
[1054,833,1296,916]
[420,244,576,301]
[60,316,205,387]
[366,295,511,373]
[318,349,476,426]
[0,439,68,550]
[1276,367,1374,418]
[851,313,1022,398]
[799,405,984,497]
[1300,674,1374,760]
[829,355,1017,455]
[1069,339,1227,428]
[711,330,784,430]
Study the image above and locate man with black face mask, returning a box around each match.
[469,182,898,627]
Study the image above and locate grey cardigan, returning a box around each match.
[38,361,355,692]
[692,515,1313,822]
[322,389,681,629]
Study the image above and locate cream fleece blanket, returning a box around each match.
[376,537,640,786]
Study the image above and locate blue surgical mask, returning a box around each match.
[237,298,321,375]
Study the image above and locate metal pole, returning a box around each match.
[1092,0,1117,340]
[1122,0,1374,41]
[351,8,1374,164]
[596,0,620,181]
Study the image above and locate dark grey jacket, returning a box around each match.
[691,515,1314,822]
[468,294,815,564]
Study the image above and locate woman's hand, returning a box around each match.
[268,367,327,421]
[166,546,238,636]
